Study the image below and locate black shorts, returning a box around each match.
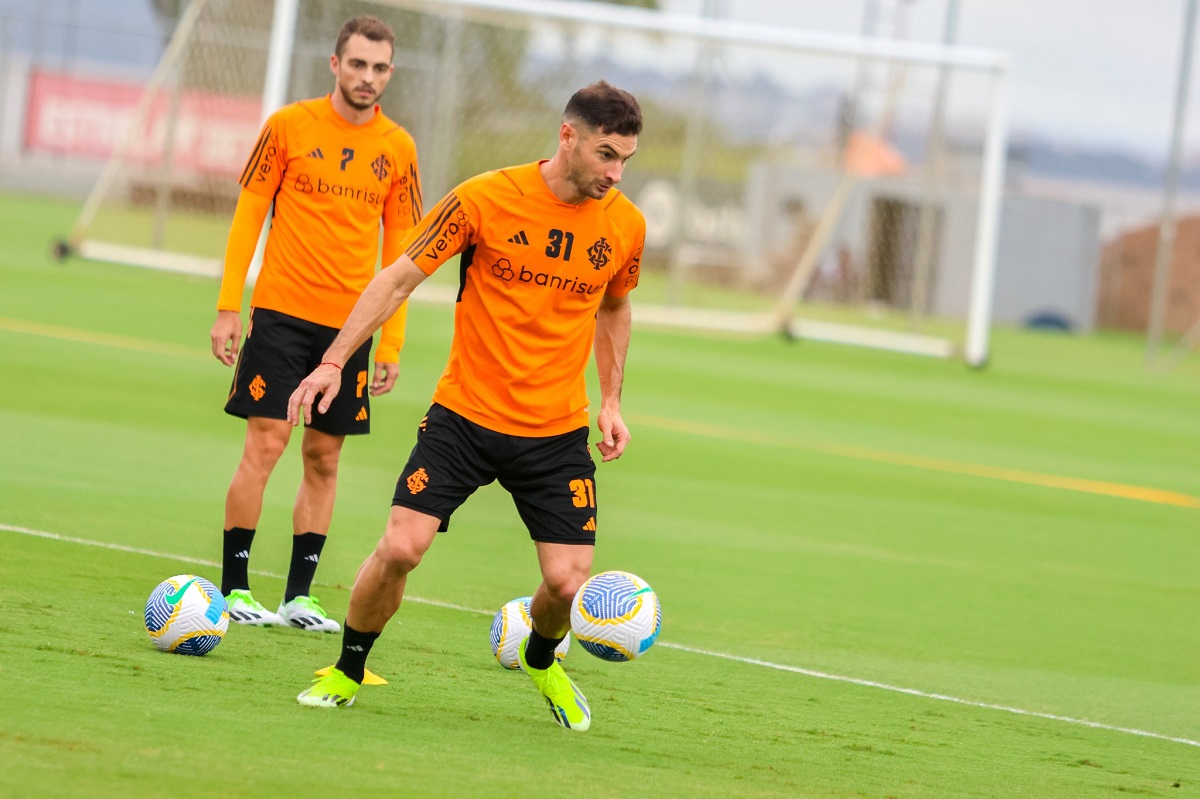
[393,404,598,545]
[224,308,373,436]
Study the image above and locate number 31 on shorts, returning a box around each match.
[570,478,596,508]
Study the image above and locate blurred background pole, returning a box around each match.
[665,0,727,305]
[843,0,880,138]
[909,0,960,329]
[262,0,298,122]
[1145,0,1197,366]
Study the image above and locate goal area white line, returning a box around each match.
[4,521,1195,749]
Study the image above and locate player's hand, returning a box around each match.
[595,408,630,462]
[287,363,343,427]
[210,310,242,366]
[370,362,399,396]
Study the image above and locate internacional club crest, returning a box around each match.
[407,467,429,494]
[371,154,391,180]
[587,237,611,270]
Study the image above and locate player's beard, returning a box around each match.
[340,83,377,111]
[567,155,611,201]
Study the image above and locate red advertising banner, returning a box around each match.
[24,70,261,177]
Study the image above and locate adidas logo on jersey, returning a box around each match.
[507,230,529,245]
[307,148,325,159]
[581,517,596,532]
[355,407,369,422]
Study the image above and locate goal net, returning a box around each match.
[65,0,1010,365]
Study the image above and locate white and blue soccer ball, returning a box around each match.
[490,596,569,669]
[570,570,661,662]
[144,574,229,656]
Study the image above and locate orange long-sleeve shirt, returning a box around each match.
[217,96,422,362]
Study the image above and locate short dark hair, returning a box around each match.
[563,81,642,137]
[335,16,395,59]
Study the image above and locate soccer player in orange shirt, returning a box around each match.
[209,16,422,633]
[288,81,645,730]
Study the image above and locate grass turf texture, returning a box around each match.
[1,193,1198,797]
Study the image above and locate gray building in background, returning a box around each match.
[739,162,1102,333]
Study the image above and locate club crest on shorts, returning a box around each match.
[249,374,266,401]
[407,467,429,494]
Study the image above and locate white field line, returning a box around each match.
[660,641,1200,748]
[4,522,1197,749]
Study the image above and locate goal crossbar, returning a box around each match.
[372,0,1008,73]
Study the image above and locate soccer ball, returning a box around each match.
[570,570,661,662]
[144,574,229,656]
[489,596,569,669]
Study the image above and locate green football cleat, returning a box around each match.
[296,666,360,708]
[518,637,591,732]
[278,595,341,633]
[226,589,284,626]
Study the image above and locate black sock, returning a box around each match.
[335,624,380,684]
[284,532,327,602]
[221,527,255,595]
[524,626,566,670]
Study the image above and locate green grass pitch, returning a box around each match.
[1,193,1198,798]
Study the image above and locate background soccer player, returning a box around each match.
[287,81,645,730]
[210,16,422,632]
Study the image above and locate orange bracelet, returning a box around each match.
[319,361,343,370]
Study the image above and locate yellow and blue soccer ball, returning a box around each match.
[489,596,569,669]
[144,574,229,656]
[570,571,661,662]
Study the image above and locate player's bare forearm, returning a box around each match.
[323,257,427,366]
[594,293,632,461]
[595,293,631,411]
[287,257,427,426]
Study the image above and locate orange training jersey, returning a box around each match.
[402,161,645,436]
[238,96,422,329]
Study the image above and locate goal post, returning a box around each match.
[64,0,217,273]
[64,0,1011,366]
[61,0,275,277]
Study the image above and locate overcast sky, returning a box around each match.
[660,0,1192,160]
